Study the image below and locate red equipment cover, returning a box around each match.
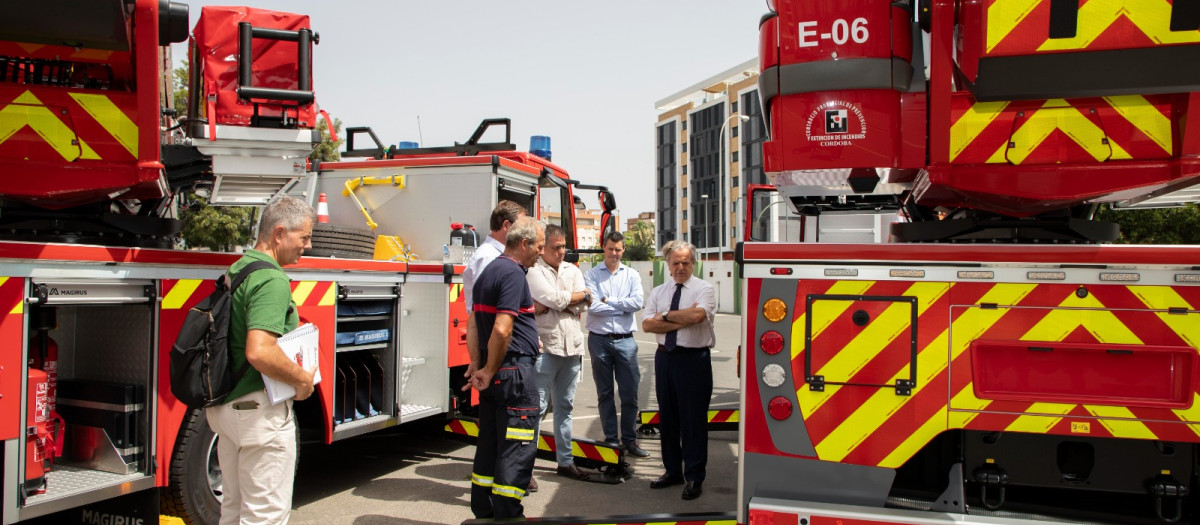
[193,7,316,128]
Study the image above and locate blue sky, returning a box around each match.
[173,1,768,219]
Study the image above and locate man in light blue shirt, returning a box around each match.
[584,231,649,458]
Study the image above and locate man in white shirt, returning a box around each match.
[640,240,716,501]
[526,224,591,481]
[462,200,526,313]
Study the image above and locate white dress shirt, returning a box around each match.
[527,258,587,357]
[462,235,504,311]
[642,276,716,348]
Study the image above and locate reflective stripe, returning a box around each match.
[474,303,518,316]
[491,484,526,500]
[506,427,535,441]
[68,92,138,157]
[162,279,202,310]
[291,281,316,305]
[0,91,99,161]
[471,473,494,487]
[318,282,338,306]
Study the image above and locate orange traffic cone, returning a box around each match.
[317,193,330,223]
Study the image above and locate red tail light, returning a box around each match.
[768,396,793,420]
[760,330,784,355]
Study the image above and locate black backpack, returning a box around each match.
[170,260,276,408]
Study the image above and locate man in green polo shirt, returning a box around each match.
[205,195,317,525]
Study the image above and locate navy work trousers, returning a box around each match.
[471,358,539,519]
[654,346,712,483]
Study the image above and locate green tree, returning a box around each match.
[180,192,257,251]
[1095,203,1200,244]
[310,116,343,162]
[622,221,656,261]
[172,64,188,115]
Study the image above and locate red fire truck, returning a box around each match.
[741,1,1200,525]
[0,3,614,524]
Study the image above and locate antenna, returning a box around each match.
[416,115,424,146]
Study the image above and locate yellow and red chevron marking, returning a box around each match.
[291,281,337,308]
[639,409,739,425]
[948,94,1174,165]
[951,284,1200,441]
[536,434,622,465]
[794,280,1200,469]
[162,279,338,310]
[446,418,480,437]
[449,283,463,304]
[0,87,138,162]
[984,0,1200,55]
[161,279,207,310]
[445,418,621,465]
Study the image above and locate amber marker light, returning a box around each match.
[763,298,787,323]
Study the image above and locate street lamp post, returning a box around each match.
[719,114,750,262]
[699,193,710,265]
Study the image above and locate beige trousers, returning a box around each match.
[206,389,296,525]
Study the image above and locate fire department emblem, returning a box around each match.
[805,101,867,147]
[825,110,848,133]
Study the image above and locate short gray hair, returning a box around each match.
[662,240,696,264]
[258,196,317,242]
[545,224,566,242]
[506,216,545,249]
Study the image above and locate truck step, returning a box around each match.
[463,511,736,525]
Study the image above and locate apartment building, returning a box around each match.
[654,59,767,259]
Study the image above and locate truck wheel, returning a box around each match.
[162,409,222,525]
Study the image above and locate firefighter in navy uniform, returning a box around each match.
[463,217,546,519]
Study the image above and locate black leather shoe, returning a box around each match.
[624,441,651,458]
[681,480,703,500]
[649,473,684,489]
[556,464,591,481]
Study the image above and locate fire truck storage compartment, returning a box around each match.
[314,163,539,264]
[333,283,397,438]
[397,281,449,423]
[19,279,155,515]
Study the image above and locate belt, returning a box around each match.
[590,332,633,340]
[657,344,709,353]
[503,353,536,364]
[232,400,260,411]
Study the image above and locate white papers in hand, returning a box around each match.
[263,323,322,405]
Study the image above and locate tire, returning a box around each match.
[161,409,221,525]
[309,238,377,252]
[310,223,375,259]
[313,223,375,241]
[162,408,302,525]
[304,247,374,259]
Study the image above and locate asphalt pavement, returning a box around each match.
[288,313,744,525]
